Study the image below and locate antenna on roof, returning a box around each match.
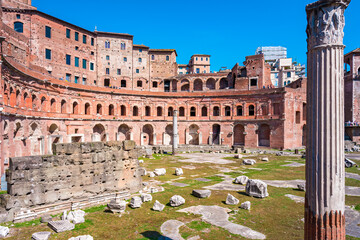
[95,26,97,31]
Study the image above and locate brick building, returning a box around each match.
[0,0,308,177]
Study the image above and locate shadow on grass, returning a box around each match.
[141,231,169,240]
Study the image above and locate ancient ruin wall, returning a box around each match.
[3,140,142,214]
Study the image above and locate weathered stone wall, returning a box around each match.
[1,140,142,221]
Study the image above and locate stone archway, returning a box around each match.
[93,124,106,142]
[163,124,173,145]
[143,124,154,145]
[234,124,245,146]
[118,124,131,141]
[189,124,200,145]
[258,124,270,147]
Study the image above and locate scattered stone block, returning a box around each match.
[32,231,51,240]
[240,201,251,210]
[225,194,239,205]
[149,172,155,178]
[243,159,256,165]
[48,220,75,233]
[0,226,9,238]
[192,189,211,198]
[66,210,85,224]
[236,148,242,154]
[171,182,189,187]
[107,198,127,213]
[297,183,305,191]
[234,176,249,185]
[40,214,52,223]
[152,200,165,211]
[123,140,135,150]
[154,168,166,176]
[139,168,147,176]
[139,160,144,164]
[62,211,67,221]
[243,149,251,154]
[169,195,185,207]
[68,235,94,240]
[141,193,153,202]
[175,168,183,176]
[261,157,269,162]
[235,154,243,159]
[130,196,142,208]
[246,179,269,198]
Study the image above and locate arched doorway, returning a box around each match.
[258,124,270,147]
[118,124,130,141]
[194,79,203,91]
[93,124,106,142]
[164,124,173,145]
[212,124,221,145]
[206,78,215,90]
[234,124,245,146]
[143,124,154,145]
[189,124,200,145]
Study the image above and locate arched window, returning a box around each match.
[61,100,66,113]
[121,80,126,88]
[97,104,102,115]
[358,67,360,75]
[179,107,185,117]
[16,90,20,106]
[121,105,126,116]
[237,106,243,116]
[190,107,196,117]
[50,98,56,112]
[206,78,216,90]
[194,79,203,91]
[32,94,37,108]
[41,96,46,107]
[249,105,255,116]
[73,102,79,114]
[14,22,23,33]
[133,106,139,116]
[225,106,231,116]
[85,103,90,115]
[213,106,220,116]
[201,106,208,117]
[137,80,143,88]
[168,107,173,117]
[109,104,114,116]
[145,106,151,116]
[219,78,228,89]
[157,107,163,116]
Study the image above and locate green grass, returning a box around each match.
[187,220,212,231]
[73,219,94,231]
[84,205,106,213]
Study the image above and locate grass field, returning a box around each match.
[2,153,359,240]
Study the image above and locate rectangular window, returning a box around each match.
[153,82,158,88]
[74,76,79,84]
[45,49,51,60]
[16,14,21,19]
[66,73,71,82]
[121,43,126,50]
[106,55,110,60]
[136,69,139,73]
[166,56,170,61]
[196,68,200,74]
[250,78,258,86]
[206,58,208,61]
[117,69,121,75]
[139,58,142,63]
[82,59,87,69]
[151,55,155,60]
[106,68,110,75]
[287,72,291,78]
[139,49,142,53]
[75,57,79,67]
[83,35,87,44]
[75,32,79,41]
[90,62,94,71]
[45,26,51,38]
[66,54,71,65]
[66,28,70,38]
[82,78,86,85]
[124,57,127,62]
[91,38,94,46]
[201,57,203,61]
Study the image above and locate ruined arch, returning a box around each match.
[48,123,59,134]
[189,124,200,145]
[234,124,245,146]
[194,79,203,91]
[164,124,173,145]
[142,124,154,145]
[181,79,190,92]
[206,78,216,90]
[258,124,270,147]
[93,124,106,142]
[219,78,228,89]
[118,124,131,141]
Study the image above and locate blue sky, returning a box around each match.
[33,0,359,71]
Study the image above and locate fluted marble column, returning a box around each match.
[305,0,350,239]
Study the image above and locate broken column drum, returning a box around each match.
[305,0,350,239]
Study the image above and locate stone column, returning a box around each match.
[305,1,350,239]
[172,110,179,155]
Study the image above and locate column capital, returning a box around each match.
[306,0,350,50]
